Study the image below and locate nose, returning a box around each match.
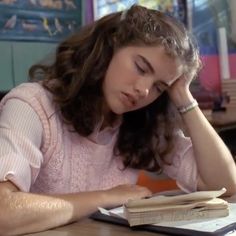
[133,78,152,98]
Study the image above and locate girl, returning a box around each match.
[0,5,236,235]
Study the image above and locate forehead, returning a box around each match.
[126,45,183,81]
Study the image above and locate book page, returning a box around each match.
[98,206,125,219]
[126,188,226,208]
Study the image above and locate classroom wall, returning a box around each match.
[192,0,236,95]
[0,41,56,91]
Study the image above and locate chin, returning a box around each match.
[111,109,124,115]
[109,105,125,115]
[112,107,138,115]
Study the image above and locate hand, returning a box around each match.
[103,184,152,208]
[167,73,195,107]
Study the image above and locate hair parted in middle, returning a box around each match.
[29,4,201,172]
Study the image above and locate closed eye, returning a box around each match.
[135,62,147,75]
[154,82,167,94]
[155,85,163,94]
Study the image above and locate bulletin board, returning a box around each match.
[0,0,83,42]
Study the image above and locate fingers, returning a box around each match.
[104,184,153,208]
[134,185,153,197]
[121,184,153,198]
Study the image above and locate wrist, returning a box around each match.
[99,189,121,209]
[177,99,198,114]
[170,89,194,107]
[99,190,112,208]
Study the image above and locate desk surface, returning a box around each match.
[203,108,236,131]
[27,218,164,236]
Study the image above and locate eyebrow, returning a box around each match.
[138,54,169,87]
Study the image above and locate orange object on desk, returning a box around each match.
[137,170,179,193]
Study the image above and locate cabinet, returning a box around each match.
[0,41,56,91]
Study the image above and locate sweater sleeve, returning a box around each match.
[162,131,198,193]
[0,98,43,192]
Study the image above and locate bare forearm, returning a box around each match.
[170,87,236,195]
[0,182,108,235]
[182,106,236,194]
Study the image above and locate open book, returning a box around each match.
[99,188,229,227]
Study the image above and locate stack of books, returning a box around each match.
[222,79,236,108]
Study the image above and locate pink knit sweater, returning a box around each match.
[0,83,198,194]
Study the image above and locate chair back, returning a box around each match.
[0,91,8,101]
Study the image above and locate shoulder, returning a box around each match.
[0,82,56,117]
[2,82,49,102]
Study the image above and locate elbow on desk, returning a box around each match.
[0,206,22,236]
[0,185,23,236]
[223,185,236,197]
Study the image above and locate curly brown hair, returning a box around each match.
[29,5,201,172]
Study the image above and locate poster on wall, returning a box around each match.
[93,0,187,26]
[0,0,82,42]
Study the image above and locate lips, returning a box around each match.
[120,92,137,107]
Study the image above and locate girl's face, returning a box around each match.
[102,45,183,115]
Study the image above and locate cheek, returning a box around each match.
[138,92,159,109]
[148,90,159,103]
